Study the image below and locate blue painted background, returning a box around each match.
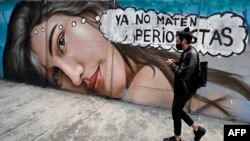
[0,1,18,77]
[118,0,250,34]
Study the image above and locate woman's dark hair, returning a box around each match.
[3,0,250,121]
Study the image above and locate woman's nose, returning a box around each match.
[58,58,84,86]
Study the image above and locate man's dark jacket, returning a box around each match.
[171,46,199,98]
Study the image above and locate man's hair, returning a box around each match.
[176,27,193,44]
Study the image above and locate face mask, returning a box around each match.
[176,43,183,50]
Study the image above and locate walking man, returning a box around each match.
[164,27,206,141]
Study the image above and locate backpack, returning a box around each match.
[194,47,208,89]
[198,61,208,88]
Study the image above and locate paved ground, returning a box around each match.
[0,79,244,141]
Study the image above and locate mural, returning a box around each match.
[0,0,250,123]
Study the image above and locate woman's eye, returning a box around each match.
[58,34,65,54]
[52,67,61,84]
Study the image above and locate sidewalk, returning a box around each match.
[0,80,243,141]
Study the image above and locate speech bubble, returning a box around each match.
[100,7,248,57]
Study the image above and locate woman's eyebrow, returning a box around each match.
[49,24,58,56]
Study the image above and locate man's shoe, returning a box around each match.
[194,126,206,141]
[163,136,182,141]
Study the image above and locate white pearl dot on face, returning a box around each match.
[81,18,86,24]
[59,25,63,30]
[34,30,38,34]
[72,21,77,27]
[95,16,100,21]
[42,28,45,32]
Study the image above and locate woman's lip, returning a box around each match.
[89,66,101,92]
[95,67,101,91]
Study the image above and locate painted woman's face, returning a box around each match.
[31,14,126,98]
